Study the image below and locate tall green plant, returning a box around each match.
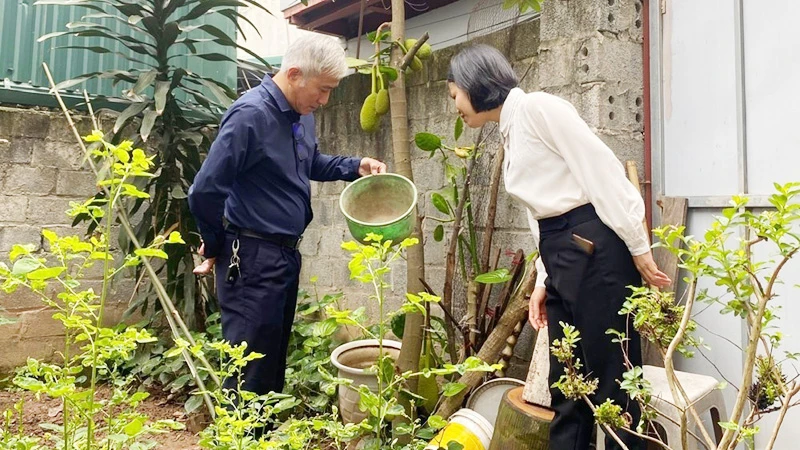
[0,132,185,449]
[553,183,800,450]
[37,0,273,329]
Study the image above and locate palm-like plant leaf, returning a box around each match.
[42,0,274,330]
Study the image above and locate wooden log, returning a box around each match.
[435,265,537,419]
[488,387,554,450]
[653,196,688,294]
[522,328,552,407]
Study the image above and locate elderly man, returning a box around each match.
[189,34,386,397]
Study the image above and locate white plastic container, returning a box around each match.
[425,408,494,450]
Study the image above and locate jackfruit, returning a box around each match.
[375,89,390,116]
[404,38,432,60]
[418,43,432,60]
[360,93,379,133]
[410,56,423,72]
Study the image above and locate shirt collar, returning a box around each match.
[499,87,525,138]
[261,74,300,121]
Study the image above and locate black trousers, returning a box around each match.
[215,231,301,396]
[539,204,645,450]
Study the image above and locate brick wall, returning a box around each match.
[0,108,134,370]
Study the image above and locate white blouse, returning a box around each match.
[499,88,651,287]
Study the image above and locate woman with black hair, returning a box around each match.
[447,44,671,450]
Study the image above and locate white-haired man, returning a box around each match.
[189,35,386,401]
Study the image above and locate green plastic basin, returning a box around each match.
[339,173,418,244]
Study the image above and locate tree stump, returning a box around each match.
[488,387,554,450]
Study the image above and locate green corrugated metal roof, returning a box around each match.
[0,0,237,107]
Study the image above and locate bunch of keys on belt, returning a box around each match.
[226,239,241,283]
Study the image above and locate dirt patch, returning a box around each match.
[0,387,201,449]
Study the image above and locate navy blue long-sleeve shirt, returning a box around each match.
[188,75,361,258]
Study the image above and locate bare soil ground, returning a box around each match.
[0,386,203,449]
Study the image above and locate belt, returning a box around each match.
[538,203,599,234]
[225,224,303,250]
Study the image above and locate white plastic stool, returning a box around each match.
[597,365,727,450]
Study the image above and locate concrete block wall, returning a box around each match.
[305,0,646,377]
[0,0,645,375]
[0,107,134,371]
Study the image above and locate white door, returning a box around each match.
[653,1,800,448]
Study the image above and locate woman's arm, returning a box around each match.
[523,93,670,287]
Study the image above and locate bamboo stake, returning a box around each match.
[45,63,218,417]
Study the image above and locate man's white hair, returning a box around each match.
[280,34,348,80]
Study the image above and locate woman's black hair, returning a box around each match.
[447,44,519,113]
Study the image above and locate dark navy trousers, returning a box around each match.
[215,231,301,396]
[539,204,645,450]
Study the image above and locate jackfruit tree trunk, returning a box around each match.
[388,0,425,422]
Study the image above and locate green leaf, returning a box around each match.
[475,269,512,284]
[9,244,36,261]
[431,193,450,215]
[123,418,144,436]
[134,248,168,259]
[197,79,234,108]
[185,395,204,413]
[427,414,447,429]
[154,80,170,115]
[131,69,157,95]
[113,102,149,133]
[140,109,158,142]
[391,313,406,339]
[12,258,41,276]
[415,132,442,152]
[379,65,399,82]
[90,252,114,261]
[442,382,467,397]
[434,224,444,242]
[166,231,185,244]
[454,116,464,141]
[346,57,370,68]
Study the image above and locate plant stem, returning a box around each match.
[43,63,218,418]
[764,382,800,450]
[719,249,797,449]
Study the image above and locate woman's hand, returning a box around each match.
[528,286,547,330]
[633,251,671,288]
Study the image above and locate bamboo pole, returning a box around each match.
[45,63,218,417]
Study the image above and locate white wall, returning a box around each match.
[343,0,539,58]
[658,1,800,448]
[237,0,332,60]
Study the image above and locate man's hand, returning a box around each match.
[633,251,671,288]
[528,286,547,330]
[193,243,215,276]
[358,157,387,177]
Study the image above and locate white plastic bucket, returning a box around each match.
[425,408,494,450]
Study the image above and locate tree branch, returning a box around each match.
[398,32,429,71]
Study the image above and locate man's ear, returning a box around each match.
[286,67,304,84]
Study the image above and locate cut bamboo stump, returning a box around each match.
[488,387,554,450]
